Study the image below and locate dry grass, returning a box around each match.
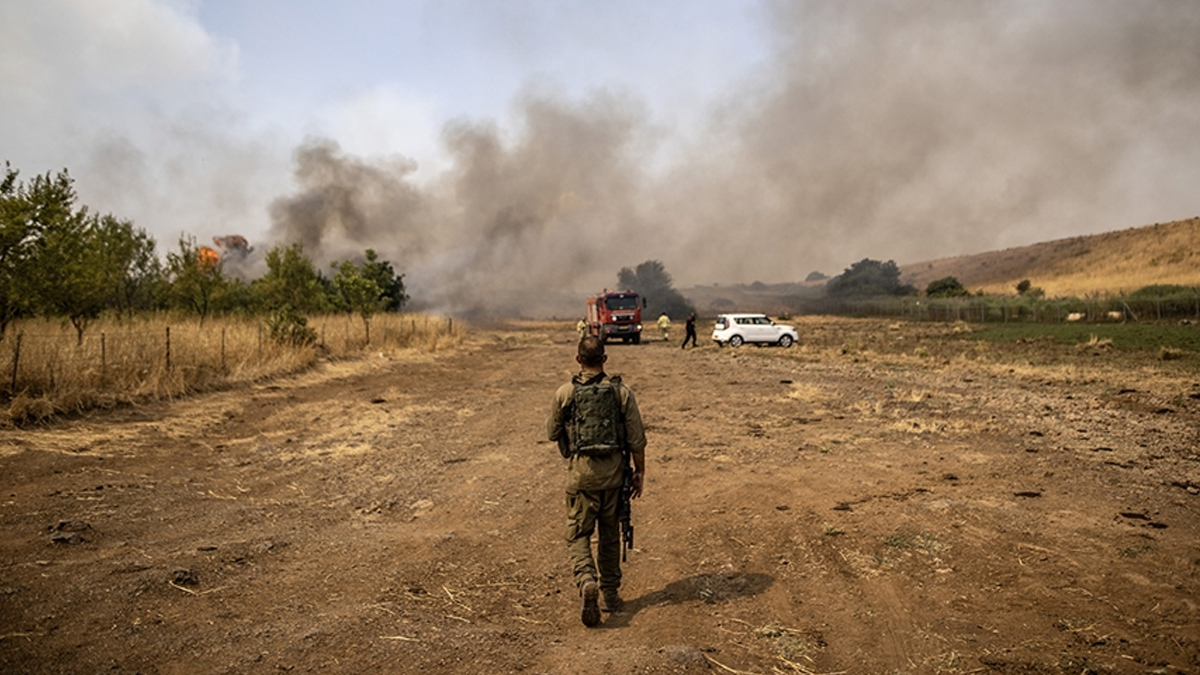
[901,217,1200,297]
[1,312,463,425]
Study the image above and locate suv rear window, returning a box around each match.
[715,317,728,329]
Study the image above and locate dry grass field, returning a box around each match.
[1,318,1197,674]
[1,313,463,425]
[900,217,1200,297]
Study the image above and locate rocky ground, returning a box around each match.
[1,318,1198,674]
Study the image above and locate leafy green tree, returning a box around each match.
[826,259,916,297]
[616,260,694,318]
[253,243,329,314]
[0,162,37,337]
[35,212,114,345]
[360,249,408,312]
[11,169,120,345]
[925,276,969,298]
[93,214,164,316]
[332,257,384,344]
[167,234,226,325]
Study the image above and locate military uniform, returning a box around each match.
[546,371,647,602]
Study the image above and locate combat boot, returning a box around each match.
[601,589,623,612]
[580,580,600,627]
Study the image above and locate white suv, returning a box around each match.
[712,313,798,348]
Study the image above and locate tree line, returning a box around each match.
[813,257,1198,320]
[1,163,408,345]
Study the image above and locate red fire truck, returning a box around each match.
[587,289,645,344]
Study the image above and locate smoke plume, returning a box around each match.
[269,0,1200,315]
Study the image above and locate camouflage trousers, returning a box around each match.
[565,487,622,593]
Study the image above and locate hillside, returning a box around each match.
[899,217,1200,297]
[681,218,1200,315]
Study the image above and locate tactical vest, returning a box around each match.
[569,374,626,457]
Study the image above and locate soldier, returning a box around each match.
[546,336,646,626]
[656,312,671,341]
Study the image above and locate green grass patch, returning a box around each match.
[958,323,1200,352]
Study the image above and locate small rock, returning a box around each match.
[660,645,709,668]
[171,568,199,586]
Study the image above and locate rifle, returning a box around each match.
[618,450,634,561]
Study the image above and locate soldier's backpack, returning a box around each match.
[569,374,626,457]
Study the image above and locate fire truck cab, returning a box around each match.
[587,290,645,344]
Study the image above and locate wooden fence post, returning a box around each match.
[165,326,171,371]
[9,331,22,394]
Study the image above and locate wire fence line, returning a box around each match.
[810,290,1200,324]
[2,313,459,403]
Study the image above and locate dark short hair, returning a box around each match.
[577,335,605,367]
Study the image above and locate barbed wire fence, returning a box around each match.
[812,288,1200,324]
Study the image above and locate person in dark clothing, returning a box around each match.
[681,313,698,349]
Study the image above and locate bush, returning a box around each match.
[266,305,317,346]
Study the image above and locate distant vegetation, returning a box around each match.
[0,161,439,423]
[683,219,1200,324]
[826,259,917,298]
[617,260,695,319]
[0,163,409,345]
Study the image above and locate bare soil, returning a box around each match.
[2,318,1198,674]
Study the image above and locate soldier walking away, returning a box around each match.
[681,312,698,349]
[656,312,671,341]
[546,336,646,627]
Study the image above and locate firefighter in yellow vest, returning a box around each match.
[656,312,671,341]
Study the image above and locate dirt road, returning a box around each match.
[2,319,1198,674]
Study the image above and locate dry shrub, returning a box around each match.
[1075,334,1114,352]
[1159,346,1185,361]
[7,393,55,425]
[1,312,462,425]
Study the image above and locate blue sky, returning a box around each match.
[2,0,1198,305]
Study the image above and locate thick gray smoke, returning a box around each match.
[270,90,652,314]
[269,0,1200,314]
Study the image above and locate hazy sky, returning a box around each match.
[3,0,1198,310]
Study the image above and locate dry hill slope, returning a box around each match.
[900,217,1200,297]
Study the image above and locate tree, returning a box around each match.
[826,259,916,297]
[167,234,227,325]
[616,260,694,318]
[332,257,384,344]
[359,249,408,312]
[253,242,329,314]
[926,276,969,298]
[0,162,38,337]
[14,169,117,345]
[1015,279,1045,298]
[94,215,163,316]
